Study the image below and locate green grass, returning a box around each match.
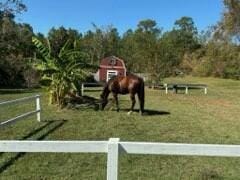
[0,76,240,179]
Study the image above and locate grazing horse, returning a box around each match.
[100,73,145,115]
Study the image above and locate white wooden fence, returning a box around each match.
[1,96,240,179]
[164,83,208,94]
[0,138,240,180]
[0,95,41,128]
[81,82,103,96]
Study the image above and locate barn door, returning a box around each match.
[107,70,118,81]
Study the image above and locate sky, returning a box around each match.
[16,0,224,35]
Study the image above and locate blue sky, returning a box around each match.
[16,0,223,35]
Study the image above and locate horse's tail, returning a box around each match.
[138,78,145,113]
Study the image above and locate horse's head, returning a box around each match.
[99,85,110,110]
[99,93,108,110]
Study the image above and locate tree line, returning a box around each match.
[1,0,240,88]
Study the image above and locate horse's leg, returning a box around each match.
[137,92,144,115]
[113,93,120,112]
[128,93,136,115]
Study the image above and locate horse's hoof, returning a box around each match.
[127,111,132,115]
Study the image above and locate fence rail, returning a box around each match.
[0,138,240,180]
[0,95,41,128]
[164,83,208,94]
[81,82,103,96]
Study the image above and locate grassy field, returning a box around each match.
[0,76,240,179]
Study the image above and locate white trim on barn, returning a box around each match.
[107,70,118,81]
[100,65,126,69]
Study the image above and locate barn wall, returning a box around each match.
[98,56,126,82]
[99,68,125,82]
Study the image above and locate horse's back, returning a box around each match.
[108,74,143,94]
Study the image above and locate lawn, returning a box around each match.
[0,76,240,179]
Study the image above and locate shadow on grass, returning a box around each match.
[0,119,67,174]
[143,109,170,116]
[0,89,39,94]
[66,95,100,111]
[84,89,102,92]
[119,108,170,116]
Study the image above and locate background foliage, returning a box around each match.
[1,0,240,88]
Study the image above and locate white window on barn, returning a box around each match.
[107,70,118,81]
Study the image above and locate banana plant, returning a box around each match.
[32,36,97,107]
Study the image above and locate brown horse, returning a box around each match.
[100,73,145,115]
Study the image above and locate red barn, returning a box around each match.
[95,56,127,82]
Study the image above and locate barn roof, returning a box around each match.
[100,56,126,70]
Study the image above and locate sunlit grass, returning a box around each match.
[0,76,240,179]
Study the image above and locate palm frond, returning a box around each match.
[59,39,72,59]
[32,37,50,61]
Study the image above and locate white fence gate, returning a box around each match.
[1,95,240,180]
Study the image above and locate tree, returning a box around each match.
[103,27,121,57]
[80,30,97,64]
[135,19,163,83]
[81,25,105,64]
[81,24,121,65]
[215,0,240,42]
[156,17,201,75]
[173,17,200,53]
[0,1,34,88]
[0,11,35,87]
[48,26,81,57]
[119,29,136,71]
[32,37,97,107]
[191,0,240,79]
[137,19,160,34]
[174,16,198,35]
[0,0,27,15]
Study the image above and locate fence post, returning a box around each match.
[107,138,120,180]
[164,84,168,94]
[204,87,207,94]
[81,83,84,96]
[36,95,41,122]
